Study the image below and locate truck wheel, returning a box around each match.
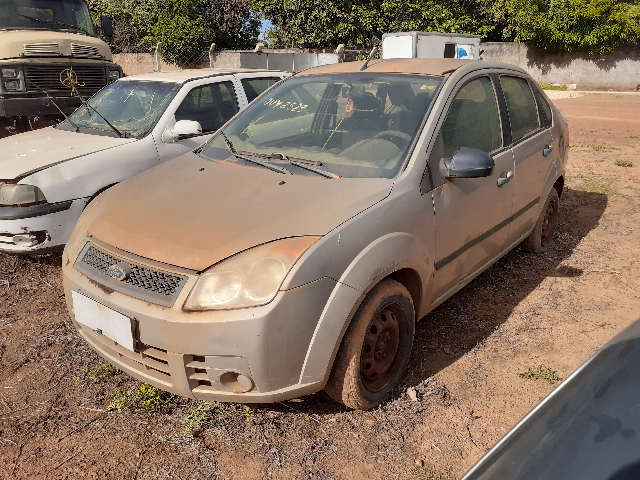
[325,278,415,410]
[522,188,559,253]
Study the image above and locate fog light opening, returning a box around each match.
[219,371,253,393]
[12,234,38,247]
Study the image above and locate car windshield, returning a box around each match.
[0,0,95,35]
[62,81,180,138]
[201,73,443,178]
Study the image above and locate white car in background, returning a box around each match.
[0,68,286,252]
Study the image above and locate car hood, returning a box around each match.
[0,127,135,180]
[86,152,393,271]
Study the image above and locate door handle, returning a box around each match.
[543,145,553,156]
[497,171,513,187]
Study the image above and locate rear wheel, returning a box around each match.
[522,188,559,253]
[325,278,415,410]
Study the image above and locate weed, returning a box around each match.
[411,467,442,480]
[242,407,255,423]
[630,135,638,138]
[537,82,567,91]
[84,362,118,382]
[595,145,621,151]
[518,364,561,384]
[107,384,175,415]
[615,160,633,167]
[184,400,217,435]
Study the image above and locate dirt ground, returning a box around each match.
[1,92,639,480]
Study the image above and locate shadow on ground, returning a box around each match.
[257,187,608,415]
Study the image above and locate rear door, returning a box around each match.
[233,73,286,106]
[499,75,554,241]
[428,75,514,302]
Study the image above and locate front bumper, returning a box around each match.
[0,198,88,253]
[62,239,337,402]
[0,95,83,117]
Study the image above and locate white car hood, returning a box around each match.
[0,127,136,180]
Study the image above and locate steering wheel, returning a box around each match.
[373,130,412,148]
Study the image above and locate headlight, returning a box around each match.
[0,184,47,206]
[2,68,17,78]
[108,70,121,81]
[184,236,321,311]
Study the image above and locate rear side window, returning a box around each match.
[533,83,553,128]
[441,76,502,158]
[500,76,540,142]
[241,77,281,103]
[175,81,239,133]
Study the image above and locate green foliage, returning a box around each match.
[518,364,561,384]
[83,361,118,382]
[183,400,217,434]
[254,0,493,48]
[107,384,175,415]
[90,0,260,60]
[615,160,633,167]
[479,0,640,55]
[537,82,568,91]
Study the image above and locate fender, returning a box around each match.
[534,157,562,219]
[298,232,431,386]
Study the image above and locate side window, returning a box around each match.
[175,81,239,134]
[500,76,540,142]
[241,77,281,103]
[532,83,553,128]
[441,76,502,158]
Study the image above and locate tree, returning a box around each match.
[254,0,493,48]
[91,0,260,61]
[478,0,640,54]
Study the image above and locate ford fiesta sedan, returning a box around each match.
[62,58,569,409]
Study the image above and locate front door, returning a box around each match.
[156,79,241,162]
[428,75,515,302]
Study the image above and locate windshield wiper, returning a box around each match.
[27,79,80,132]
[17,14,91,36]
[271,153,341,178]
[220,132,291,175]
[79,101,124,138]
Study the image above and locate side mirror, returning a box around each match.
[173,120,202,137]
[444,147,494,179]
[101,15,113,38]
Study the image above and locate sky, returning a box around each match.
[259,19,272,40]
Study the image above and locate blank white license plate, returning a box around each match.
[72,291,135,352]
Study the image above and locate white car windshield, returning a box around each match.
[62,81,180,138]
[202,73,443,178]
[0,0,95,36]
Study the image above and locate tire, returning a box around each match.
[325,278,415,410]
[522,188,559,253]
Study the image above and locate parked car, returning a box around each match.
[62,58,569,409]
[462,318,640,480]
[0,68,286,252]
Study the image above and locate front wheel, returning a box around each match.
[325,278,415,410]
[522,188,559,253]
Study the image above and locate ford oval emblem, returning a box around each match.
[107,263,131,281]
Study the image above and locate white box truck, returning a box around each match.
[381,32,481,61]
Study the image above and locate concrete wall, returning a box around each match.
[481,42,640,89]
[114,50,341,76]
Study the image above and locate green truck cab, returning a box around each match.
[0,0,121,134]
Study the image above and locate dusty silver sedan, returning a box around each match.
[62,58,569,409]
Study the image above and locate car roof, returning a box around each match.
[296,58,528,77]
[120,68,284,84]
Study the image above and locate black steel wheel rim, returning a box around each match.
[541,197,558,247]
[360,303,404,393]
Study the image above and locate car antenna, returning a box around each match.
[360,39,381,71]
[27,79,80,133]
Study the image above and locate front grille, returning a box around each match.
[23,43,60,56]
[25,64,106,93]
[71,44,103,59]
[74,242,189,307]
